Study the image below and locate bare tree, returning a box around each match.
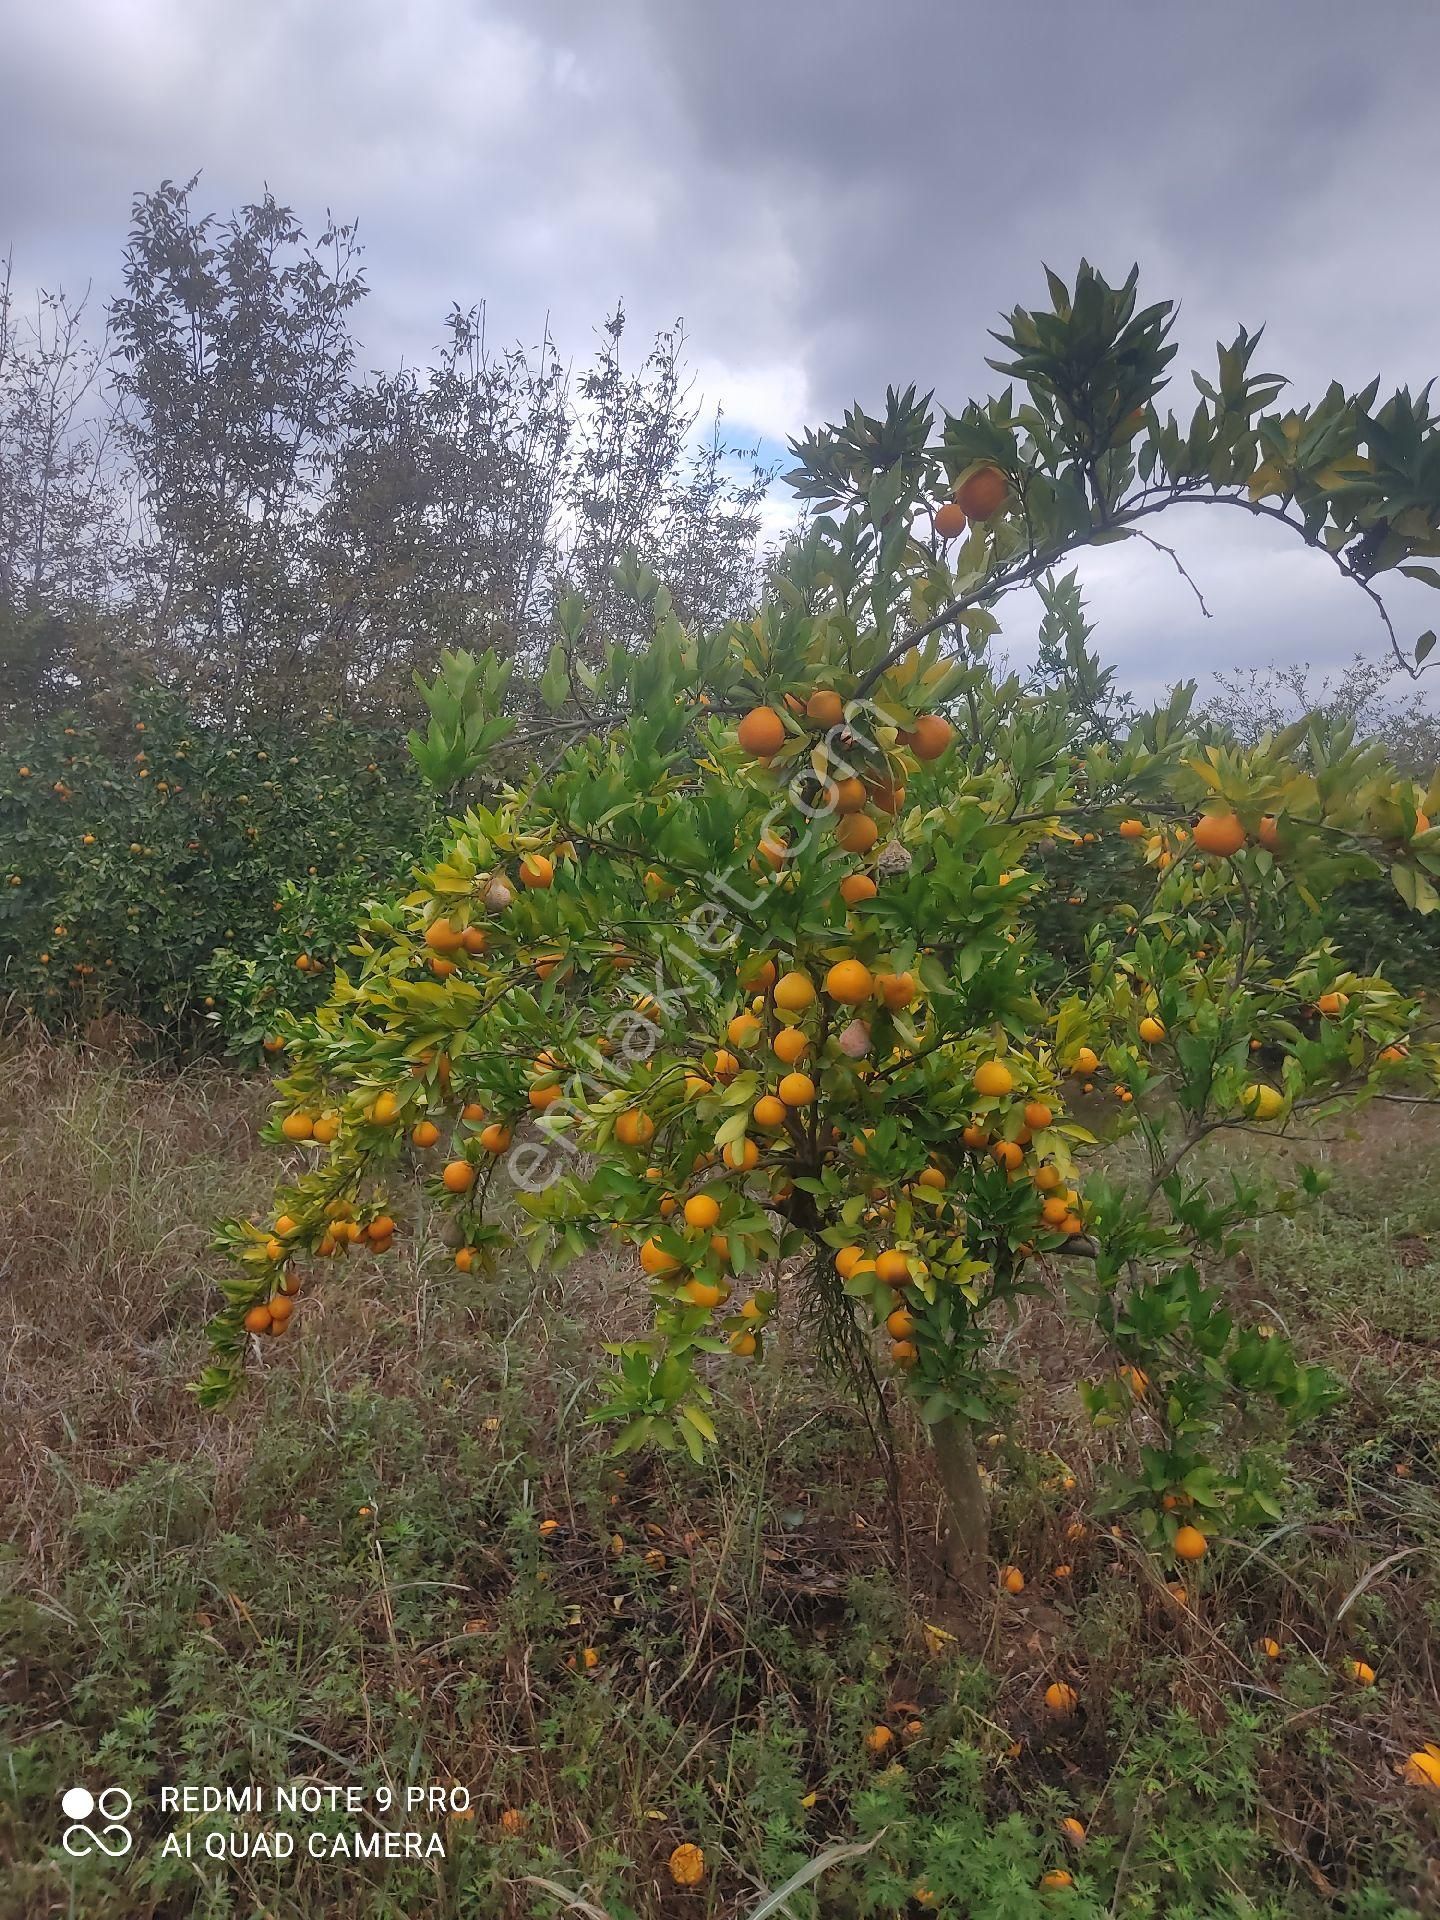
[0,261,125,714]
[316,301,772,698]
[0,261,120,607]
[1203,654,1440,776]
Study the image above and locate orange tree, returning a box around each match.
[0,685,436,1054]
[203,265,1440,1580]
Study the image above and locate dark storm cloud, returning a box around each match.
[3,0,1439,699]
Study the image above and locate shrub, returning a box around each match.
[0,686,436,1054]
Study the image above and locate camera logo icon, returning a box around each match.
[60,1786,133,1858]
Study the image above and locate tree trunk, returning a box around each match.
[930,1412,990,1587]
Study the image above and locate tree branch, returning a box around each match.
[855,479,1428,699]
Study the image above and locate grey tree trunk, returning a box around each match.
[930,1411,990,1585]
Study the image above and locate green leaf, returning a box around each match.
[678,1402,718,1445]
[539,644,571,713]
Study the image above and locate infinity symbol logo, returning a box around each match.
[60,1786,133,1858]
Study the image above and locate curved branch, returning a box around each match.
[856,478,1427,697]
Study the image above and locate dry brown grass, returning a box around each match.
[3,1031,1440,1917]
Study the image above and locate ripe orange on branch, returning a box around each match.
[737,705,786,758]
[424,918,462,952]
[834,812,880,854]
[774,969,815,1012]
[727,1012,762,1048]
[825,959,874,1004]
[953,464,1009,520]
[876,970,916,1010]
[906,714,954,761]
[1192,812,1247,857]
[773,1026,809,1065]
[615,1109,656,1147]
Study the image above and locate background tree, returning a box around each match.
[1205,653,1440,778]
[310,307,572,701]
[0,262,123,715]
[0,181,773,722]
[108,177,366,718]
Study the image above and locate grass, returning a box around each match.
[1,1030,1439,1917]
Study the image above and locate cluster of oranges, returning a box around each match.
[930,463,1011,541]
[263,1055,525,1303]
[418,845,557,979]
[636,1190,772,1352]
[734,686,953,871]
[821,1052,1084,1371]
[241,1199,398,1334]
[676,957,916,1169]
[242,847,592,1332]
[960,1057,1085,1229]
[560,945,947,1364]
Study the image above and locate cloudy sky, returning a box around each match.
[5,0,1439,704]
